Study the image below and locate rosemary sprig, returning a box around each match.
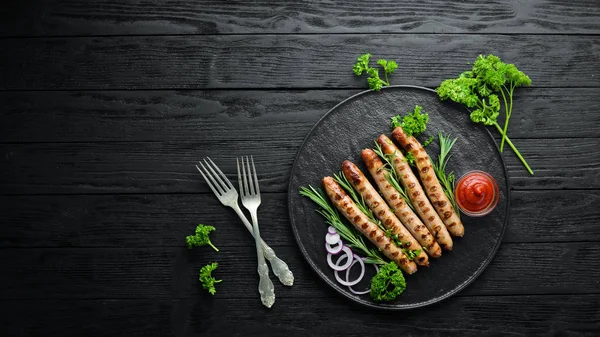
[299,185,386,265]
[334,170,420,261]
[333,172,385,231]
[431,132,460,217]
[373,143,416,212]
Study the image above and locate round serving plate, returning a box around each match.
[287,85,510,310]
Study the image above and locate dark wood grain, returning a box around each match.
[1,242,598,300]
[0,193,295,248]
[2,191,598,248]
[1,138,598,194]
[1,35,599,90]
[1,295,598,336]
[2,0,600,36]
[1,0,599,334]
[505,190,600,243]
[2,88,599,143]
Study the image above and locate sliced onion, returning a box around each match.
[335,254,365,287]
[325,232,340,245]
[348,262,379,295]
[325,240,343,255]
[328,226,337,234]
[327,246,353,271]
[349,285,370,294]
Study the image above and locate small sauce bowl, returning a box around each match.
[454,170,500,217]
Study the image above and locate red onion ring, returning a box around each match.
[327,246,353,271]
[325,240,343,254]
[348,262,379,295]
[334,254,365,287]
[328,226,337,234]
[325,232,340,245]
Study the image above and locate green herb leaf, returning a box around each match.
[423,135,435,147]
[334,172,385,231]
[405,152,416,167]
[353,53,371,76]
[436,54,533,175]
[199,262,222,295]
[353,53,399,91]
[186,224,218,251]
[431,132,460,218]
[370,262,406,301]
[372,143,416,211]
[390,105,429,137]
[299,186,386,265]
[378,59,398,74]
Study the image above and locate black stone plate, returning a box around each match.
[287,85,510,310]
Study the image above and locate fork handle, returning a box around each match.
[247,209,275,308]
[231,207,294,286]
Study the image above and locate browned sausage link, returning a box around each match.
[392,127,465,237]
[361,148,442,259]
[322,176,417,274]
[341,160,429,266]
[376,134,454,251]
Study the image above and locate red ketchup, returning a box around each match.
[455,171,499,217]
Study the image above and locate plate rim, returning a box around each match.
[287,84,511,310]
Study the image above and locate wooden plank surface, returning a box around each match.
[1,138,598,194]
[0,242,598,300]
[2,191,599,248]
[1,1,599,335]
[2,0,600,36]
[2,88,600,143]
[1,295,598,336]
[1,35,599,90]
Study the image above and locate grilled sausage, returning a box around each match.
[376,134,454,251]
[322,176,417,274]
[341,160,429,266]
[392,127,465,237]
[361,149,442,258]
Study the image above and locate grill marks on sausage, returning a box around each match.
[362,145,443,259]
[382,132,454,251]
[393,126,465,238]
[322,176,417,274]
[342,159,429,266]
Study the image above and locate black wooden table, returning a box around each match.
[1,1,599,336]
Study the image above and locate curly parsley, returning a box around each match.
[437,54,533,174]
[370,262,407,301]
[353,53,398,91]
[390,105,429,137]
[186,224,218,251]
[199,262,221,295]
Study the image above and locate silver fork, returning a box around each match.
[237,156,275,308]
[196,158,293,286]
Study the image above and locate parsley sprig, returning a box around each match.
[390,105,429,137]
[370,262,406,302]
[353,54,398,91]
[186,224,218,251]
[199,262,221,295]
[437,54,533,174]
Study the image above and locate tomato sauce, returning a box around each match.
[455,171,499,216]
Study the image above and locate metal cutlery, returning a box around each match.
[195,157,293,293]
[236,156,275,308]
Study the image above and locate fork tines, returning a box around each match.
[195,157,234,196]
[237,156,260,197]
